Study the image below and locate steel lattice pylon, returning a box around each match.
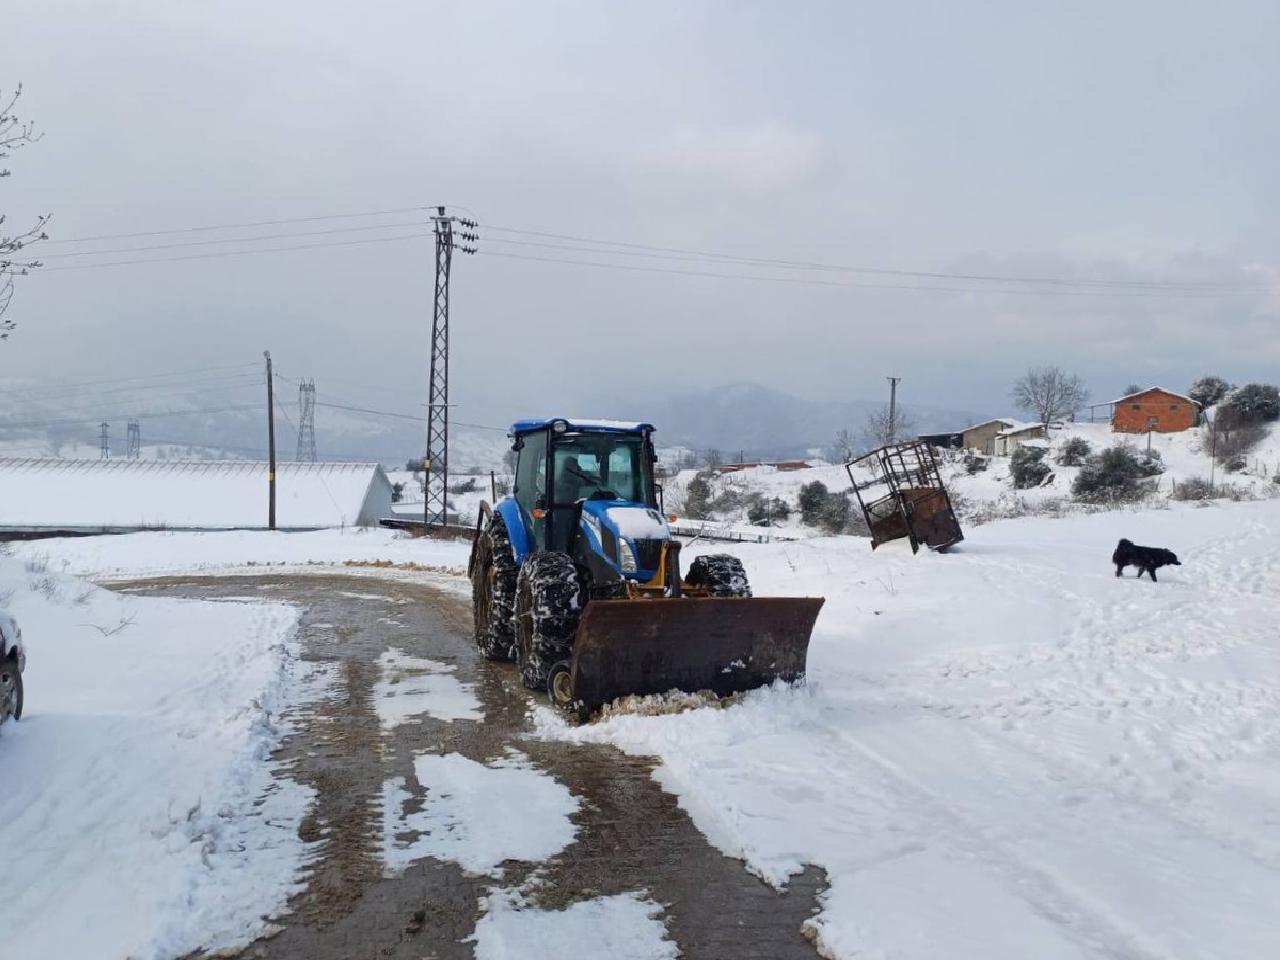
[296,379,317,462]
[423,207,476,527]
[126,420,141,459]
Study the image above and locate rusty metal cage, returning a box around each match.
[847,440,964,553]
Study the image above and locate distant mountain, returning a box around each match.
[631,382,987,458]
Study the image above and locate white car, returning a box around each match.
[0,610,24,726]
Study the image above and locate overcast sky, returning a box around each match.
[4,0,1278,434]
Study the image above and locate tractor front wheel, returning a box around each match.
[472,513,519,661]
[546,660,590,723]
[515,552,584,690]
[685,554,753,598]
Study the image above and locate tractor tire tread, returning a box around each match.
[516,551,584,689]
[472,513,519,661]
[685,553,753,598]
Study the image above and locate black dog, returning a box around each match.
[1112,538,1180,582]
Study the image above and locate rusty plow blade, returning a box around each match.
[566,597,825,714]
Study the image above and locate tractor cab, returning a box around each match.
[508,418,671,594]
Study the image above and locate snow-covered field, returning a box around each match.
[0,551,325,959]
[7,495,1280,958]
[542,499,1280,959]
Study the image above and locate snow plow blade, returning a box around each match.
[567,597,824,713]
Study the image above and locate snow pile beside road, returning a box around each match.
[0,553,322,960]
[542,499,1280,959]
[381,750,579,876]
[11,526,473,580]
[469,889,677,960]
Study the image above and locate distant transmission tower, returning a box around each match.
[296,378,317,462]
[99,422,110,460]
[126,420,141,459]
[423,206,477,526]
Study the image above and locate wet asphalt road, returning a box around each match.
[116,574,825,960]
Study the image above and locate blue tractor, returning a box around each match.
[468,417,824,719]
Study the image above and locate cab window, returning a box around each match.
[552,434,648,505]
[514,430,548,549]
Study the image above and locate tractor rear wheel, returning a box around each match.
[472,513,519,661]
[685,554,752,598]
[515,552,584,690]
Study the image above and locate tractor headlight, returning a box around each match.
[618,538,637,573]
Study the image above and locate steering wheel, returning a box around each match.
[587,489,619,501]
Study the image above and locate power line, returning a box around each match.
[37,232,432,272]
[0,403,260,431]
[30,205,1271,296]
[0,362,258,396]
[474,249,1258,299]
[0,373,262,409]
[37,219,433,259]
[480,223,1269,292]
[43,205,435,245]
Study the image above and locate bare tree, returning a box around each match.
[828,428,856,463]
[1,84,48,339]
[860,404,916,450]
[1011,367,1090,425]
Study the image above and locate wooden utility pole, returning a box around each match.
[887,376,902,443]
[264,350,277,530]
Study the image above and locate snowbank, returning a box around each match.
[9,526,473,581]
[542,499,1280,959]
[0,553,323,959]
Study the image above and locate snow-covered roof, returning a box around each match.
[0,459,393,531]
[1106,387,1200,406]
[509,418,655,436]
[996,422,1047,437]
[958,418,1017,434]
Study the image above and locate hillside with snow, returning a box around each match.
[660,416,1280,539]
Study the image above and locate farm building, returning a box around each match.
[918,430,963,450]
[1104,388,1200,433]
[0,459,394,535]
[993,422,1048,456]
[958,418,1017,455]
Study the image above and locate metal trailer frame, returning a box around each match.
[847,439,964,553]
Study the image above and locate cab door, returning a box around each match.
[513,429,549,550]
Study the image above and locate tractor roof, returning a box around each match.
[509,418,654,437]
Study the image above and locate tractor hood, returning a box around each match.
[578,500,671,581]
[581,500,670,542]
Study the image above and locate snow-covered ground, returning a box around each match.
[8,496,1280,958]
[10,526,472,581]
[540,498,1280,959]
[0,551,326,959]
[469,889,677,960]
[663,418,1280,536]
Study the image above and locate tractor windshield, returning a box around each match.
[552,433,651,506]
